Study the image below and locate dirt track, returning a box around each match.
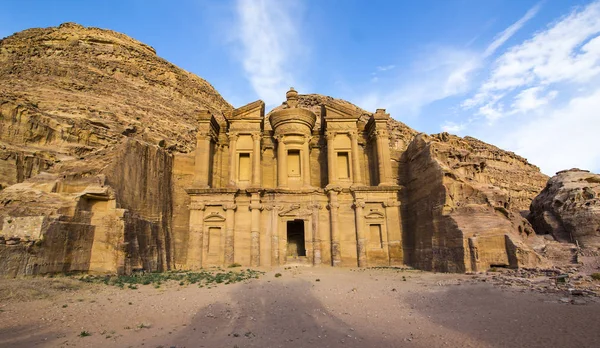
[1,268,599,347]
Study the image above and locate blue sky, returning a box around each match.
[1,0,599,175]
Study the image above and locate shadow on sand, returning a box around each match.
[170,279,401,348]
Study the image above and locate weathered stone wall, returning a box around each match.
[102,139,174,271]
[401,134,548,272]
[0,220,94,278]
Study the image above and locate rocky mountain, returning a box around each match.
[0,23,231,276]
[0,23,556,276]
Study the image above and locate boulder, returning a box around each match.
[529,169,600,248]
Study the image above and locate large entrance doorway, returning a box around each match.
[286,219,306,258]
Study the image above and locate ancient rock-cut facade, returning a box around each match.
[0,23,558,278]
[186,88,403,268]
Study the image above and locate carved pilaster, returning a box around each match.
[310,203,322,265]
[228,132,239,187]
[353,199,367,267]
[302,135,312,187]
[251,133,262,187]
[265,204,283,266]
[327,190,341,266]
[249,194,262,266]
[349,130,362,186]
[187,202,206,269]
[223,203,237,265]
[326,131,336,187]
[276,135,288,188]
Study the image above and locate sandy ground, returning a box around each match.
[1,267,599,348]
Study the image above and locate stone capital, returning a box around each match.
[251,132,262,141]
[353,200,366,209]
[227,132,239,142]
[325,131,336,141]
[384,200,401,208]
[249,203,263,211]
[189,203,206,211]
[309,202,323,210]
[196,131,212,141]
[264,204,283,211]
[327,202,340,210]
[223,203,237,211]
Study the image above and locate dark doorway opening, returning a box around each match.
[286,219,306,257]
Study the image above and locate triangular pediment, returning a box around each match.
[231,100,265,120]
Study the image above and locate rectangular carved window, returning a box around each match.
[369,224,383,248]
[337,152,350,179]
[288,150,301,177]
[238,153,251,181]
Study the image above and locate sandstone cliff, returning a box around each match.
[0,23,232,276]
[529,169,600,249]
[401,133,549,272]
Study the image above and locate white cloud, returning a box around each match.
[511,87,558,113]
[483,3,541,58]
[499,87,600,175]
[461,1,600,174]
[358,3,539,120]
[376,65,396,72]
[441,121,467,133]
[233,0,305,106]
[463,1,600,118]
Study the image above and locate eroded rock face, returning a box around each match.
[0,23,231,277]
[401,133,549,272]
[529,169,600,248]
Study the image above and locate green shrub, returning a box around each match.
[591,273,600,281]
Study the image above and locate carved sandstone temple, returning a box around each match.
[186,88,403,268]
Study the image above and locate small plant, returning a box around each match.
[274,273,282,278]
[137,323,151,329]
[489,267,498,272]
[591,273,600,281]
[315,278,320,282]
[78,331,91,337]
[228,263,242,268]
[62,304,68,308]
[128,284,138,290]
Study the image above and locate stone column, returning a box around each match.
[349,131,362,185]
[277,136,288,188]
[213,144,220,188]
[380,130,394,185]
[224,203,236,265]
[194,132,212,187]
[375,131,386,185]
[252,133,261,187]
[375,130,393,185]
[268,205,281,265]
[328,190,341,266]
[187,203,205,269]
[326,131,336,186]
[228,133,238,187]
[302,135,311,187]
[384,200,403,266]
[311,203,322,265]
[353,199,366,267]
[249,193,261,266]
